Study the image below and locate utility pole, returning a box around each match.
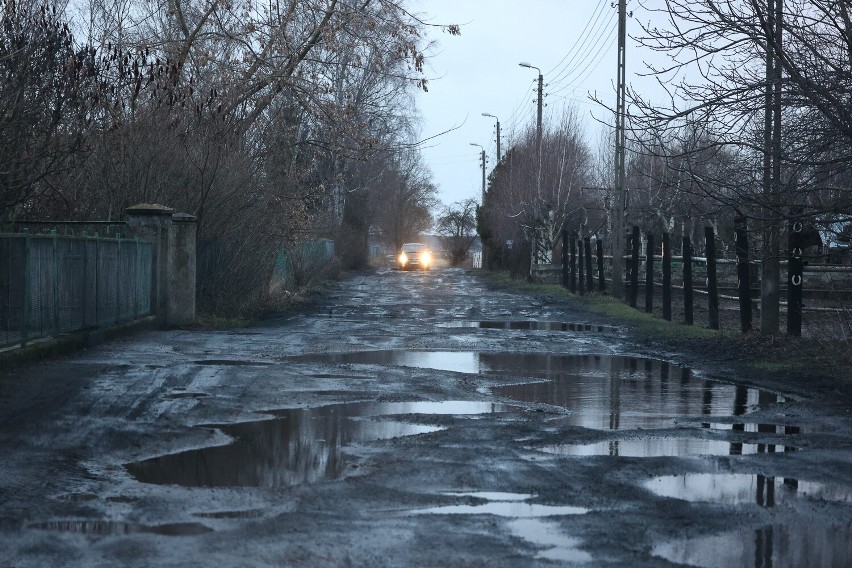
[761,0,782,333]
[469,143,487,202]
[480,149,486,200]
[519,62,543,198]
[612,0,627,299]
[482,113,501,162]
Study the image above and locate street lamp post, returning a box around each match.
[481,113,501,162]
[519,61,543,189]
[469,143,486,202]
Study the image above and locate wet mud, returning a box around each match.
[2,267,851,567]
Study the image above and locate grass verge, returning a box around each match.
[479,270,850,382]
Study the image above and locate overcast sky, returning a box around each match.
[412,0,652,209]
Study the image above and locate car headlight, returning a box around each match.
[420,252,431,266]
[399,253,408,265]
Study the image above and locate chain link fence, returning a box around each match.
[1,231,152,348]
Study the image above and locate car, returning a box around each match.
[397,243,432,271]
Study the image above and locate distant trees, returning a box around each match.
[436,198,478,266]
[479,108,595,274]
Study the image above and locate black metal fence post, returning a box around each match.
[596,239,605,292]
[578,237,586,296]
[683,236,693,325]
[645,232,655,313]
[787,218,803,336]
[570,232,577,293]
[584,237,594,292]
[735,216,753,333]
[662,233,672,321]
[705,227,719,330]
[629,226,640,308]
[561,229,569,289]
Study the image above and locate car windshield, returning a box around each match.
[402,244,425,253]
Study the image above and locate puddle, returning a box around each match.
[29,520,212,536]
[705,423,804,435]
[164,392,211,400]
[293,351,782,433]
[193,509,266,519]
[541,438,797,458]
[444,492,533,501]
[507,519,593,563]
[126,401,508,488]
[409,493,590,562]
[410,502,588,517]
[653,524,852,568]
[54,493,98,502]
[492,358,776,431]
[437,321,614,333]
[192,360,273,366]
[644,473,852,505]
[409,492,587,517]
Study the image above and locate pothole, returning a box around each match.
[126,401,511,488]
[192,360,273,366]
[436,321,616,333]
[539,438,797,458]
[293,352,782,432]
[652,524,852,568]
[408,492,591,563]
[193,509,266,519]
[643,473,852,505]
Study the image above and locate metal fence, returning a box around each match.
[1,230,153,348]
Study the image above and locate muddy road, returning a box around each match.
[1,267,851,567]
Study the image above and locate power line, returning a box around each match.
[547,1,612,87]
[544,0,608,77]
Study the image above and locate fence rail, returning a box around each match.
[1,230,153,348]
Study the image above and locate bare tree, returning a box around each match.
[436,199,478,266]
[622,0,852,331]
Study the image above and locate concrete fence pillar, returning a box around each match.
[125,204,196,328]
[169,213,197,326]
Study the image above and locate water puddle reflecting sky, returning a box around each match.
[126,401,508,488]
[644,473,852,506]
[408,492,591,562]
[541,438,797,458]
[653,524,852,568]
[294,352,780,431]
[436,321,615,333]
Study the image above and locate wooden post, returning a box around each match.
[578,237,586,295]
[735,216,753,333]
[629,226,640,308]
[645,232,655,313]
[596,239,605,292]
[662,233,672,321]
[584,237,594,292]
[570,232,578,293]
[683,236,693,325]
[787,218,803,336]
[705,227,719,330]
[561,229,569,289]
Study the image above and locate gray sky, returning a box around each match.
[413,0,647,209]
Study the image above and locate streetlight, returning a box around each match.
[518,62,543,169]
[481,112,501,162]
[469,143,486,201]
